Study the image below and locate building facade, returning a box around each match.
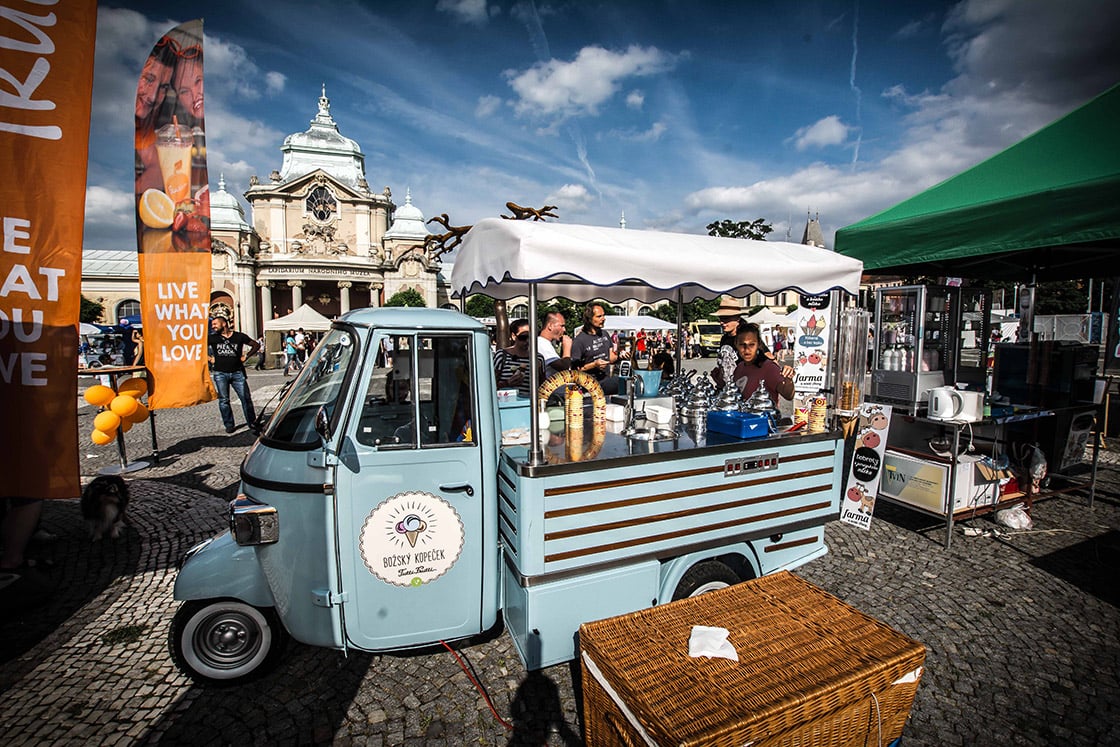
[82,88,444,335]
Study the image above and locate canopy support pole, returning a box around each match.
[528,284,542,465]
[674,289,684,376]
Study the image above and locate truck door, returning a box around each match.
[334,332,486,650]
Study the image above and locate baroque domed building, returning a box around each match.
[208,86,442,336]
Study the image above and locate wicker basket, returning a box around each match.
[578,571,926,747]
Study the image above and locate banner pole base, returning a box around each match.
[98,461,151,476]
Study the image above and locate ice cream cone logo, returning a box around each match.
[361,491,466,587]
[395,514,427,547]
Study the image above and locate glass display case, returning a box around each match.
[872,286,948,412]
[955,286,992,389]
[871,285,992,413]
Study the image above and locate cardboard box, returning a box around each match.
[579,571,926,747]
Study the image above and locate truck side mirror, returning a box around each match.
[315,405,332,443]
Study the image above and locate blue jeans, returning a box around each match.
[211,369,256,430]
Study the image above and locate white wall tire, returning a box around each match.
[170,599,287,686]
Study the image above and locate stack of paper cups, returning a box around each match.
[566,386,584,431]
[808,396,828,433]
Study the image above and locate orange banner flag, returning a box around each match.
[134,19,214,409]
[0,0,98,499]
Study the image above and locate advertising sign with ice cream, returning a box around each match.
[793,294,831,394]
[360,492,465,587]
[841,403,893,530]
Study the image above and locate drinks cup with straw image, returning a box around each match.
[156,117,193,204]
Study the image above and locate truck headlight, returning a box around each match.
[229,493,279,546]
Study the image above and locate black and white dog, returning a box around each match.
[81,475,130,541]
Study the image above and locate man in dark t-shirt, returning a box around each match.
[570,303,627,396]
[208,312,260,433]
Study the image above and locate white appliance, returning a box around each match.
[880,451,997,515]
[928,387,984,422]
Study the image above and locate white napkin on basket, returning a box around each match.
[688,625,738,661]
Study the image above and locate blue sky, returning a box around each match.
[84,0,1120,251]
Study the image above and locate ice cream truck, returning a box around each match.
[169,218,864,684]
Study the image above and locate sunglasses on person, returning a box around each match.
[515,332,530,341]
[156,36,202,59]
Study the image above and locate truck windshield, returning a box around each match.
[263,327,357,445]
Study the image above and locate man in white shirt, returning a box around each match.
[293,328,307,362]
[538,309,573,378]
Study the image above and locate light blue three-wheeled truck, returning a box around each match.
[169,218,864,684]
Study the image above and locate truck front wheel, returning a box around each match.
[671,560,740,600]
[170,599,288,686]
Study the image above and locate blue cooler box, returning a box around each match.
[706,411,769,439]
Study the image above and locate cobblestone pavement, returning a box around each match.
[1,367,1118,745]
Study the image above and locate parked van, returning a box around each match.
[689,320,724,357]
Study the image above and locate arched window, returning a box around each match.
[440,302,457,310]
[116,299,140,321]
[510,304,529,320]
[306,186,337,222]
[611,305,624,315]
[638,305,653,315]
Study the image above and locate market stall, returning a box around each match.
[451,217,864,462]
[835,83,1120,546]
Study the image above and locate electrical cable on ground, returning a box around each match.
[440,640,515,731]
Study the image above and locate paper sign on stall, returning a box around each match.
[840,403,893,530]
[793,294,830,393]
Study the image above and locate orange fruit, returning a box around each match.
[139,188,174,229]
[94,410,121,433]
[83,384,115,407]
[130,401,150,423]
[110,394,139,418]
[118,377,148,398]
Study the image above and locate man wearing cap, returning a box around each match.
[714,296,745,350]
[208,310,260,434]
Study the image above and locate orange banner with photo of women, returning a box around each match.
[0,0,98,499]
[134,19,215,409]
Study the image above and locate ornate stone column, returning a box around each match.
[256,280,272,324]
[288,279,304,310]
[338,281,352,314]
[368,282,382,308]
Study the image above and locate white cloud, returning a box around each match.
[545,183,595,213]
[626,90,645,110]
[436,0,491,25]
[475,94,501,118]
[264,72,286,95]
[505,45,677,120]
[792,116,850,151]
[610,121,668,143]
[681,0,1120,246]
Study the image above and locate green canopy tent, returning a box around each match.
[834,83,1120,282]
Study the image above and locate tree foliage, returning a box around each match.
[706,218,773,241]
[464,293,497,318]
[650,297,720,324]
[80,294,104,323]
[384,287,426,308]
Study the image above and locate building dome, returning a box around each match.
[209,175,251,231]
[277,86,367,190]
[383,188,431,240]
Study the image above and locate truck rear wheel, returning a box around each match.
[672,560,740,600]
[170,599,288,686]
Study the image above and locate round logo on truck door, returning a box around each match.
[359,491,465,587]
